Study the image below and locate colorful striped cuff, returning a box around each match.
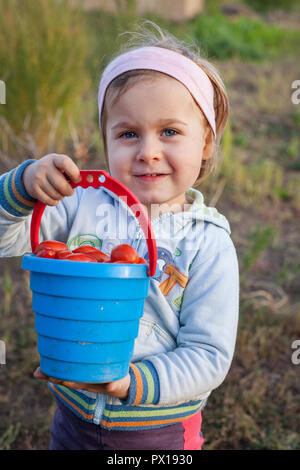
[101,399,207,431]
[0,159,37,217]
[48,382,96,422]
[123,361,160,406]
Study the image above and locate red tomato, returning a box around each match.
[73,245,100,254]
[138,257,147,264]
[85,251,110,263]
[63,253,98,262]
[35,247,56,259]
[35,240,68,254]
[55,250,73,259]
[73,246,110,262]
[110,244,139,264]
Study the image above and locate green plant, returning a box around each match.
[115,0,138,28]
[0,0,90,159]
[287,135,299,161]
[292,111,300,128]
[207,117,300,208]
[192,13,300,61]
[0,423,21,450]
[276,259,300,287]
[233,132,249,147]
[243,0,299,12]
[241,224,275,278]
[85,1,142,86]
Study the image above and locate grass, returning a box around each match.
[240,225,275,280]
[201,120,300,211]
[191,12,300,61]
[0,2,299,450]
[0,0,91,159]
[203,305,300,449]
[243,0,299,13]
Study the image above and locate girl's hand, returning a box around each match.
[22,154,81,206]
[33,366,131,400]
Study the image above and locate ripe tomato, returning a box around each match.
[35,240,68,254]
[73,245,100,254]
[110,244,139,264]
[138,257,147,264]
[55,250,73,260]
[63,253,98,262]
[85,251,110,263]
[34,247,56,259]
[73,246,109,262]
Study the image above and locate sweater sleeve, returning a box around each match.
[123,238,239,406]
[0,159,37,216]
[0,160,80,257]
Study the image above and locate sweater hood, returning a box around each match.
[144,187,231,237]
[182,187,231,234]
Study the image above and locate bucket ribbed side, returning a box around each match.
[21,255,149,383]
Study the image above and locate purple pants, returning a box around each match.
[49,398,204,450]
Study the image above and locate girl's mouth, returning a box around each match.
[135,174,168,181]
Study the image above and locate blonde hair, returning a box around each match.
[100,20,229,186]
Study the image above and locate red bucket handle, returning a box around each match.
[30,170,157,277]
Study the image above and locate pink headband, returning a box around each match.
[98,46,216,137]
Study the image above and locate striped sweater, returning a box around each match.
[0,160,36,216]
[49,362,206,430]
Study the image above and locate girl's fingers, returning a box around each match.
[26,154,81,204]
[56,380,105,393]
[33,366,49,380]
[52,154,81,184]
[46,170,75,198]
[33,185,61,206]
[33,365,129,398]
[34,367,65,386]
[44,175,68,200]
[34,172,73,205]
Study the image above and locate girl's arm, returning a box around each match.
[0,155,81,257]
[124,236,239,406]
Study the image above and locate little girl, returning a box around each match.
[0,22,239,450]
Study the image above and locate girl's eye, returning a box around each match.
[118,129,178,139]
[120,131,136,139]
[163,128,177,137]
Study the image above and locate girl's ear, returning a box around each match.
[202,127,214,161]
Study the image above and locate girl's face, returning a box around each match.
[105,74,212,216]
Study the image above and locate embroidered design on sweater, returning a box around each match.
[146,247,174,282]
[67,234,103,251]
[173,294,184,309]
[159,264,188,296]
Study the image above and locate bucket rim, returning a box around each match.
[21,253,151,278]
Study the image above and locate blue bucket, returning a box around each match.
[22,170,157,383]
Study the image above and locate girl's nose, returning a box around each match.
[136,137,162,162]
